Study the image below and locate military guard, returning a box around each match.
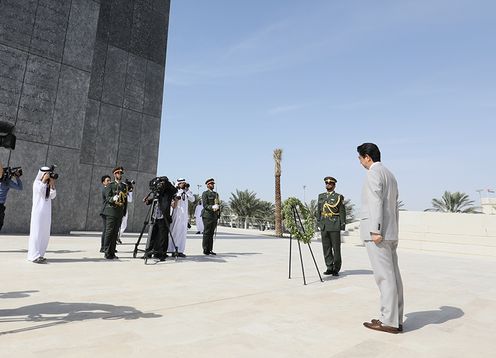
[317,176,346,276]
[201,178,220,255]
[102,166,128,260]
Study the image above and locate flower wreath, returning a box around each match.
[283,197,315,244]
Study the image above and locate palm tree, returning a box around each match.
[229,189,262,229]
[274,148,283,237]
[427,191,479,213]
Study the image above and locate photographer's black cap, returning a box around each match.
[205,178,215,185]
[113,166,124,174]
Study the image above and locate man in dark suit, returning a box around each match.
[201,178,220,255]
[99,175,111,253]
[317,176,346,276]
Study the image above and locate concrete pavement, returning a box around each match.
[1,229,495,357]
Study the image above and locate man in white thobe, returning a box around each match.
[194,200,204,234]
[168,178,194,257]
[27,167,57,264]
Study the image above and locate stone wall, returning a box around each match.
[0,0,170,233]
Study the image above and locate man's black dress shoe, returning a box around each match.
[177,253,186,257]
[204,251,210,255]
[323,269,333,275]
[209,251,216,255]
[332,272,339,276]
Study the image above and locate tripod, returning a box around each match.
[288,205,323,285]
[133,194,178,264]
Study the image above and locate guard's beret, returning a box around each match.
[205,178,215,185]
[324,176,337,184]
[113,166,124,174]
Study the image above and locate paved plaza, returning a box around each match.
[1,229,495,357]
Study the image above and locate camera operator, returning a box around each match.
[27,166,57,264]
[0,164,23,231]
[168,178,194,257]
[144,177,177,261]
[101,166,128,260]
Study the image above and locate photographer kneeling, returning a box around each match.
[0,165,23,231]
[144,177,177,261]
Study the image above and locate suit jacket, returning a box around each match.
[317,191,346,232]
[359,162,399,241]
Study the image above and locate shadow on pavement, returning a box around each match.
[404,305,464,332]
[0,290,39,299]
[340,269,373,276]
[0,250,83,254]
[0,302,161,336]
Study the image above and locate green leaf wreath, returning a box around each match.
[283,197,315,244]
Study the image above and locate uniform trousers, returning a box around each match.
[321,230,342,272]
[364,240,404,328]
[202,217,218,253]
[103,216,122,258]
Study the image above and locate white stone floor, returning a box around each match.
[0,229,495,357]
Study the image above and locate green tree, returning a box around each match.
[427,191,479,213]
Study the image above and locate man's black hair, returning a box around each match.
[101,175,111,183]
[357,143,381,162]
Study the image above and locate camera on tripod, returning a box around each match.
[149,176,170,194]
[1,167,22,181]
[40,165,59,179]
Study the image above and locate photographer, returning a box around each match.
[118,178,135,239]
[99,175,111,253]
[168,178,194,257]
[27,166,57,264]
[144,177,177,261]
[0,165,23,231]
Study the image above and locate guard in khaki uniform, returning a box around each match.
[317,176,346,276]
[201,178,220,255]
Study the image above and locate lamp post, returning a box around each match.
[197,184,202,196]
[303,185,306,204]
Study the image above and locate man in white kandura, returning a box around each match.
[27,166,57,264]
[357,142,404,334]
[194,200,204,234]
[168,178,194,257]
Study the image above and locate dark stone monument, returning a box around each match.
[0,0,170,233]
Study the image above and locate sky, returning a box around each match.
[157,0,496,212]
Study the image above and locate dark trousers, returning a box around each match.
[202,217,218,253]
[100,214,107,252]
[145,219,169,258]
[103,215,122,258]
[0,203,5,231]
[321,230,342,272]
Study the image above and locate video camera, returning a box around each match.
[149,176,170,194]
[1,166,22,181]
[124,178,135,191]
[0,121,16,150]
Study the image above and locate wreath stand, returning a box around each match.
[288,205,323,285]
